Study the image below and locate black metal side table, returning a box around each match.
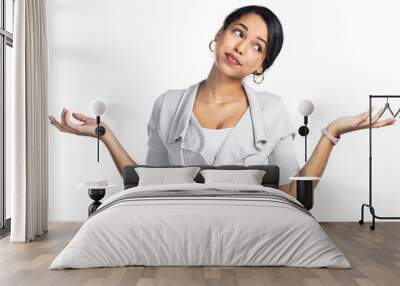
[77,183,117,216]
[289,176,321,210]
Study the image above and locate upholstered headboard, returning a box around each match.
[122,164,280,190]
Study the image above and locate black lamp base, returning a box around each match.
[298,125,309,136]
[95,125,106,136]
[95,116,106,162]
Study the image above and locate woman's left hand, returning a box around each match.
[327,106,397,137]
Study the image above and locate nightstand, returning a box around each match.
[77,183,117,216]
[289,176,320,210]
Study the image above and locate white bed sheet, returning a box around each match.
[49,183,351,269]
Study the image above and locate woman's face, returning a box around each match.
[214,13,268,80]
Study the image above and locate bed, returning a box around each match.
[49,164,351,269]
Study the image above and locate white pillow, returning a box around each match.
[200,169,266,185]
[136,167,201,186]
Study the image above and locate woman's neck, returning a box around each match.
[198,64,245,105]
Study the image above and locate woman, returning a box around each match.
[48,5,395,198]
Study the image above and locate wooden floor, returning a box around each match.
[0,222,399,286]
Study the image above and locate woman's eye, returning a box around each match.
[255,44,263,53]
[233,29,242,37]
[232,28,263,53]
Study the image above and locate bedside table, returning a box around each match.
[289,176,320,210]
[77,183,117,216]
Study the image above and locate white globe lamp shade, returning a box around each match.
[89,98,107,117]
[297,99,314,116]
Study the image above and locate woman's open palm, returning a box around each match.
[48,108,102,138]
[331,106,397,136]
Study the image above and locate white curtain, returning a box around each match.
[9,0,49,242]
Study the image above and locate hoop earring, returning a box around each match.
[209,39,216,52]
[253,72,264,84]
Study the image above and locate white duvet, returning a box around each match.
[49,183,351,269]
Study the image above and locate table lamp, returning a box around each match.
[89,98,107,162]
[297,99,315,162]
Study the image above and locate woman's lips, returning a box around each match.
[225,53,240,65]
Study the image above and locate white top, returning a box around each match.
[145,79,301,186]
[198,124,233,165]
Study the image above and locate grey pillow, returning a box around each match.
[200,169,266,185]
[136,167,201,186]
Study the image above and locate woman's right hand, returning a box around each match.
[48,107,109,139]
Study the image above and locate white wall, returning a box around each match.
[48,0,400,221]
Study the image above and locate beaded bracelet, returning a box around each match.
[321,127,340,145]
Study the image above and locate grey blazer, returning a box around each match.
[145,79,301,186]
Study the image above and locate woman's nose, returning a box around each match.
[234,44,244,55]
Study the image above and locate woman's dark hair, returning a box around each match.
[221,5,284,73]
